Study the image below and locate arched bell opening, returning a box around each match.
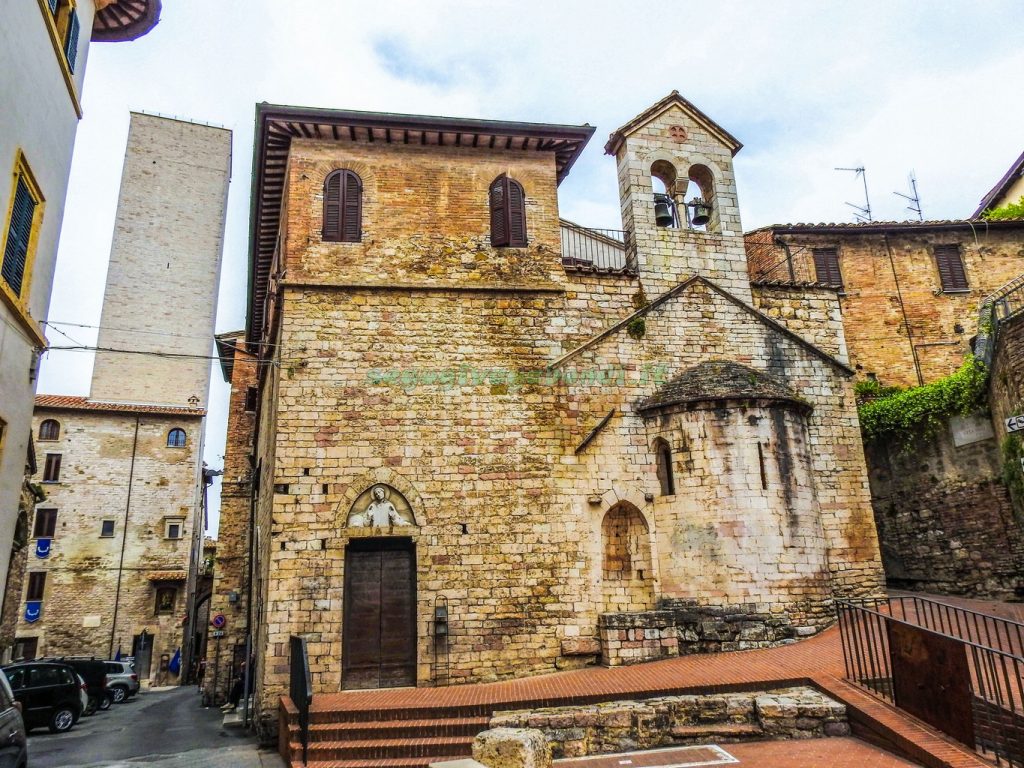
[684,164,716,232]
[651,160,682,229]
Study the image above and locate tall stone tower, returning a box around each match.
[605,91,751,301]
[90,113,232,408]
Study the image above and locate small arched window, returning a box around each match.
[167,428,186,448]
[38,419,60,441]
[654,438,675,496]
[323,170,362,243]
[489,174,527,247]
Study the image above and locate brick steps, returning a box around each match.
[308,718,489,740]
[294,735,476,761]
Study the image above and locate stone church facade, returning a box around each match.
[240,93,884,732]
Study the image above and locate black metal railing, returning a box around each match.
[880,593,1024,657]
[560,222,635,274]
[289,635,313,767]
[975,272,1024,366]
[838,599,1024,766]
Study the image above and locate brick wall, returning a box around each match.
[745,226,1024,387]
[990,311,1024,436]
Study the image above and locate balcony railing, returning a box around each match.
[560,222,635,275]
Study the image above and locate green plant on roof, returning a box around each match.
[982,196,1024,221]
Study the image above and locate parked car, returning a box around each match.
[0,672,27,767]
[41,658,110,714]
[1,661,82,733]
[74,674,89,716]
[103,660,139,703]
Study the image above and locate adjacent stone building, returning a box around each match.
[0,1,161,657]
[11,112,231,681]
[746,219,1024,388]
[974,149,1024,216]
[237,92,884,736]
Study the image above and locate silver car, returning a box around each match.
[103,661,139,703]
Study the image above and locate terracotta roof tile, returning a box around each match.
[34,395,205,417]
[146,571,187,582]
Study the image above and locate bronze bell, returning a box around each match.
[654,193,675,227]
[690,198,712,226]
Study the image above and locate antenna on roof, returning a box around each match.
[834,166,873,222]
[893,172,923,221]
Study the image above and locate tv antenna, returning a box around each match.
[835,166,872,222]
[893,172,923,221]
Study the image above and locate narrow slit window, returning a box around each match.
[244,386,258,412]
[812,247,843,288]
[489,174,527,247]
[322,170,362,243]
[654,438,675,496]
[934,244,969,292]
[757,443,768,490]
[100,520,115,538]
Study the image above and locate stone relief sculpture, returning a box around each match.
[347,484,414,527]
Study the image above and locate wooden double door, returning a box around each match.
[342,538,417,689]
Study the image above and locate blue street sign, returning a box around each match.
[24,602,41,623]
[35,538,51,559]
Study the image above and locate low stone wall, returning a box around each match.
[598,600,826,666]
[488,687,849,759]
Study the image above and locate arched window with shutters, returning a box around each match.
[489,174,527,248]
[323,170,362,243]
[38,419,60,441]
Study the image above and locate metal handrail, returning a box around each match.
[289,635,313,767]
[975,271,1024,366]
[837,599,1024,767]
[847,594,1024,659]
[559,222,634,275]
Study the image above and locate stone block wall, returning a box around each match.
[991,311,1024,436]
[487,687,849,759]
[90,113,231,408]
[750,284,847,361]
[866,423,1024,599]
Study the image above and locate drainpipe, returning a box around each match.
[109,415,141,658]
[883,233,924,387]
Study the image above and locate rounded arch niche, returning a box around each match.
[346,484,416,528]
[601,501,655,613]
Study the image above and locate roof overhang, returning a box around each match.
[214,331,244,383]
[91,0,161,42]
[748,218,1024,237]
[245,103,595,345]
[973,149,1024,217]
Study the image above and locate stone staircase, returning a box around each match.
[281,701,489,768]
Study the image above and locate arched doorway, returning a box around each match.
[601,503,655,612]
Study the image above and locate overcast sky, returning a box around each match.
[37,0,1024,536]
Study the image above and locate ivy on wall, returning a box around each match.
[857,359,989,449]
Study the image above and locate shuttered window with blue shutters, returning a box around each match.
[64,9,80,74]
[47,0,59,14]
[2,176,38,298]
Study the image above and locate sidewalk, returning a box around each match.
[73,745,283,768]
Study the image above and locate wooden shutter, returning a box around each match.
[2,178,37,297]
[323,172,342,240]
[812,247,843,288]
[507,178,527,247]
[47,0,59,13]
[323,170,361,242]
[935,245,968,292]
[341,171,362,243]
[64,9,80,74]
[489,175,508,246]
